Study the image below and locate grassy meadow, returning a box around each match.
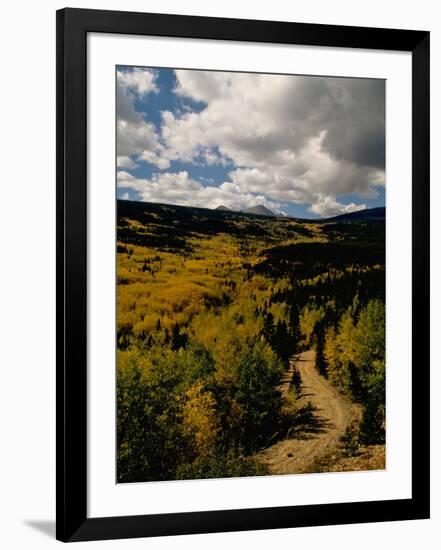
[116,200,385,483]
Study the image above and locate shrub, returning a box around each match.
[341,424,361,457]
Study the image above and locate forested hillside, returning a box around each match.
[116,200,385,482]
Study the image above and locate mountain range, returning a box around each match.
[323,207,385,222]
[215,204,276,217]
[214,204,385,221]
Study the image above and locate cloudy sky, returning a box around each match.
[116,66,385,218]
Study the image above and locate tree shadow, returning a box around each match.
[263,402,332,449]
[299,392,315,399]
[287,403,333,440]
[294,357,308,363]
[24,520,55,538]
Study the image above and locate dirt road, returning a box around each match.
[256,349,361,474]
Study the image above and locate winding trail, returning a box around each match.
[256,349,361,474]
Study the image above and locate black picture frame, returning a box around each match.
[56,8,430,542]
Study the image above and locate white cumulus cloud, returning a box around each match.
[308,195,367,217]
[117,170,282,212]
[117,68,158,96]
[116,68,385,216]
[116,68,169,169]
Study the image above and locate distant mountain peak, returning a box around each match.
[245,205,276,217]
[214,205,232,211]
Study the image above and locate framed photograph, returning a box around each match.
[56,8,430,542]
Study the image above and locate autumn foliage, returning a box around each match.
[116,200,385,481]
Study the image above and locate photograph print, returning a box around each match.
[116,66,386,484]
